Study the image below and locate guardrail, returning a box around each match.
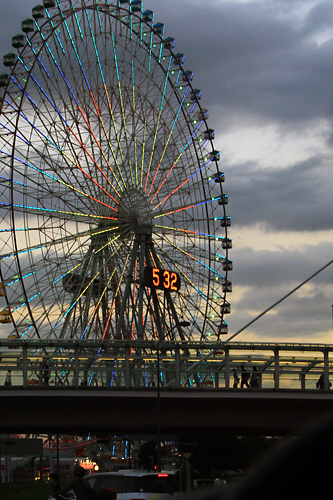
[0,340,332,391]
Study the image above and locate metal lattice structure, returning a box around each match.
[0,1,231,347]
[0,340,332,391]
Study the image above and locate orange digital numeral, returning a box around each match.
[170,272,178,291]
[163,270,170,289]
[152,268,160,287]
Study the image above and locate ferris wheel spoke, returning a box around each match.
[4,98,119,205]
[150,125,213,208]
[152,195,221,221]
[24,38,50,79]
[98,251,130,343]
[146,95,200,200]
[110,30,128,149]
[80,267,118,340]
[151,242,214,335]
[0,225,121,264]
[34,13,123,198]
[41,11,65,54]
[84,9,128,189]
[0,201,118,224]
[153,223,225,243]
[55,239,125,338]
[156,233,225,279]
[147,87,190,197]
[1,146,119,215]
[0,121,30,147]
[143,55,173,192]
[56,3,128,190]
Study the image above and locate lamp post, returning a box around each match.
[156,321,190,472]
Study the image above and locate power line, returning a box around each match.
[187,256,333,372]
[227,257,333,342]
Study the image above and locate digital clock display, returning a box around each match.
[142,267,181,291]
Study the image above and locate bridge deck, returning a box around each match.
[1,386,333,436]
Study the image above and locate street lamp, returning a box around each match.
[156,321,190,472]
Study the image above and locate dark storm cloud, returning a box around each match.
[3,1,333,126]
[225,154,333,232]
[303,1,333,34]
[226,242,333,337]
[156,0,333,126]
[229,287,333,340]
[0,2,33,71]
[231,242,333,289]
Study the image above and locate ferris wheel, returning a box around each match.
[0,0,232,344]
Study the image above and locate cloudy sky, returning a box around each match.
[1,0,333,344]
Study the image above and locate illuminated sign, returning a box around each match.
[142,267,181,291]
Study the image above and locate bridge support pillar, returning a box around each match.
[23,343,28,388]
[125,345,130,388]
[215,372,219,389]
[224,348,230,389]
[74,343,79,388]
[274,348,279,390]
[175,346,180,388]
[324,349,330,392]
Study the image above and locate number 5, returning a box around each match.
[152,268,160,287]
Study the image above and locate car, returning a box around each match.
[85,470,184,500]
[50,470,184,500]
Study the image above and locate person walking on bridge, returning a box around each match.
[233,369,239,388]
[250,366,259,389]
[240,365,250,388]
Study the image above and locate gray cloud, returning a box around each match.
[303,1,333,34]
[231,242,333,288]
[155,0,333,127]
[229,285,333,339]
[2,1,333,127]
[226,242,333,338]
[226,154,333,232]
[0,2,34,70]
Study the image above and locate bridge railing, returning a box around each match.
[0,340,332,391]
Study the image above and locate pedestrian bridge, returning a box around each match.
[0,339,333,436]
[0,339,332,390]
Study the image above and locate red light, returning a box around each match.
[158,474,168,477]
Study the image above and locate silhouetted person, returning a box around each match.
[55,466,93,500]
[4,370,11,386]
[250,366,259,389]
[241,365,250,388]
[49,472,61,496]
[316,373,325,390]
[43,363,50,385]
[233,369,239,388]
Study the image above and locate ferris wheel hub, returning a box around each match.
[118,186,152,239]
